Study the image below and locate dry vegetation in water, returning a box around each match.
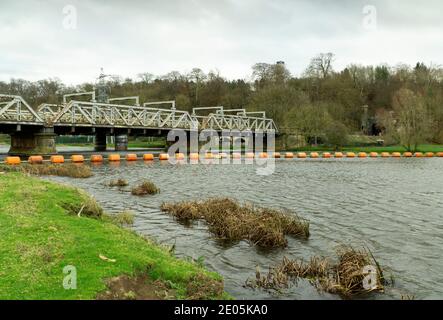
[131,180,160,195]
[0,163,93,178]
[109,178,129,187]
[112,210,135,226]
[160,198,310,248]
[247,245,388,297]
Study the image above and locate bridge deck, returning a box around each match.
[0,94,277,133]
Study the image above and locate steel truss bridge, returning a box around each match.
[0,94,278,133]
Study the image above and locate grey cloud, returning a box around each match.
[0,0,442,84]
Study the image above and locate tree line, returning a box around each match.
[1,53,442,151]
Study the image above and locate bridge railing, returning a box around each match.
[50,100,199,130]
[0,94,43,125]
[1,94,278,133]
[192,113,277,133]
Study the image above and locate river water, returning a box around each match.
[47,158,443,300]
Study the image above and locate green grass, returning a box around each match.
[0,172,229,300]
[289,144,443,153]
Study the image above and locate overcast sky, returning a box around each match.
[1,0,442,84]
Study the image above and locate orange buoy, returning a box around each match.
[437,152,443,157]
[273,152,281,158]
[5,156,20,165]
[334,152,343,158]
[322,152,332,158]
[392,152,401,158]
[28,155,43,164]
[189,153,199,160]
[381,152,390,158]
[143,154,154,161]
[245,152,254,159]
[310,152,319,158]
[71,155,84,163]
[108,154,121,162]
[232,153,241,159]
[414,152,423,158]
[175,153,185,160]
[346,152,356,158]
[258,152,268,158]
[285,152,294,158]
[425,152,434,158]
[297,152,307,158]
[358,152,367,158]
[159,153,169,160]
[205,152,214,159]
[50,155,65,164]
[126,154,138,161]
[369,152,378,158]
[403,152,413,158]
[90,155,103,162]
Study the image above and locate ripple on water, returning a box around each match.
[47,158,443,299]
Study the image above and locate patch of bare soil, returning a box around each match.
[97,274,175,300]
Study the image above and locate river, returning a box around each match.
[47,157,443,299]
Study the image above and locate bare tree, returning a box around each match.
[137,72,155,84]
[305,52,335,79]
[389,88,433,152]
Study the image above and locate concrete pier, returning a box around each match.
[94,130,107,151]
[114,134,128,151]
[8,127,56,156]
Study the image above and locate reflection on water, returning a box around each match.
[47,158,443,299]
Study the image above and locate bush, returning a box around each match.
[324,121,349,150]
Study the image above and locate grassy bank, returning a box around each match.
[289,144,443,153]
[0,172,228,299]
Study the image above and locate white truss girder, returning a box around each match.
[0,94,44,124]
[0,95,278,133]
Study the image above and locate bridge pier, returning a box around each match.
[114,133,128,151]
[8,127,57,156]
[94,130,107,151]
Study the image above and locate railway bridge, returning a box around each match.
[0,93,278,155]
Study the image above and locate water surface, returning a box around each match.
[48,158,443,299]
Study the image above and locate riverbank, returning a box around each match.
[289,144,443,153]
[0,172,229,300]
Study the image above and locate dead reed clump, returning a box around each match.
[0,163,93,178]
[160,198,310,248]
[131,180,160,195]
[109,179,129,187]
[329,245,385,296]
[112,210,135,226]
[160,202,201,223]
[246,246,387,297]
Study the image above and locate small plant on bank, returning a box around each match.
[61,191,104,219]
[131,180,160,195]
[112,210,135,226]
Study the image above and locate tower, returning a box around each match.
[95,68,110,103]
